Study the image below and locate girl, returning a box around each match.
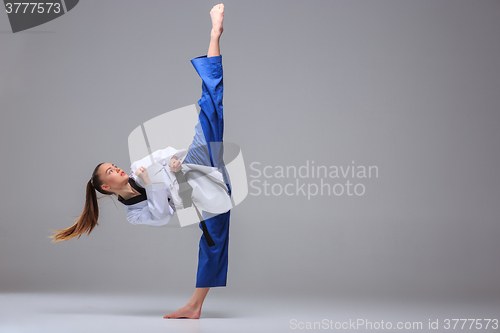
[49,3,229,319]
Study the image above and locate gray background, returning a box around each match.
[1,0,499,304]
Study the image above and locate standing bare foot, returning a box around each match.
[163,303,201,319]
[210,3,224,37]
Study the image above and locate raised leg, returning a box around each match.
[164,3,226,320]
[208,3,223,57]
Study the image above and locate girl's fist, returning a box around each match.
[134,166,149,181]
[170,158,182,173]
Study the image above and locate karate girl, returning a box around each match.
[49,3,229,319]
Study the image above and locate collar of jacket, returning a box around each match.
[118,177,147,205]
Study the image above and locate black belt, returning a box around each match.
[174,170,215,247]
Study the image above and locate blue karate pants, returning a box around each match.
[183,54,232,288]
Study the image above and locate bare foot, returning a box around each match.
[163,303,201,319]
[210,3,224,37]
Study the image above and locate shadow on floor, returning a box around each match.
[40,307,243,318]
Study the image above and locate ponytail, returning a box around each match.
[49,163,113,243]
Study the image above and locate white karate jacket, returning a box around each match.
[118,146,232,226]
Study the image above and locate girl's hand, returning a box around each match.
[134,166,151,183]
[170,156,182,173]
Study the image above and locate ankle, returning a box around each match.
[187,300,203,309]
[211,29,222,39]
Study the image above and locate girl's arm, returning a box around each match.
[129,166,175,226]
[125,186,175,226]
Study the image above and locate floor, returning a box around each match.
[1,292,499,333]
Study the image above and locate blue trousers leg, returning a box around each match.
[184,54,231,288]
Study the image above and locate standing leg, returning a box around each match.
[163,3,225,320]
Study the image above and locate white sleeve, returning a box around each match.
[173,148,188,162]
[163,148,188,166]
[125,187,175,226]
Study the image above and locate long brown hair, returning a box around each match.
[48,162,115,243]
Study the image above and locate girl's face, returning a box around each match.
[98,163,129,193]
